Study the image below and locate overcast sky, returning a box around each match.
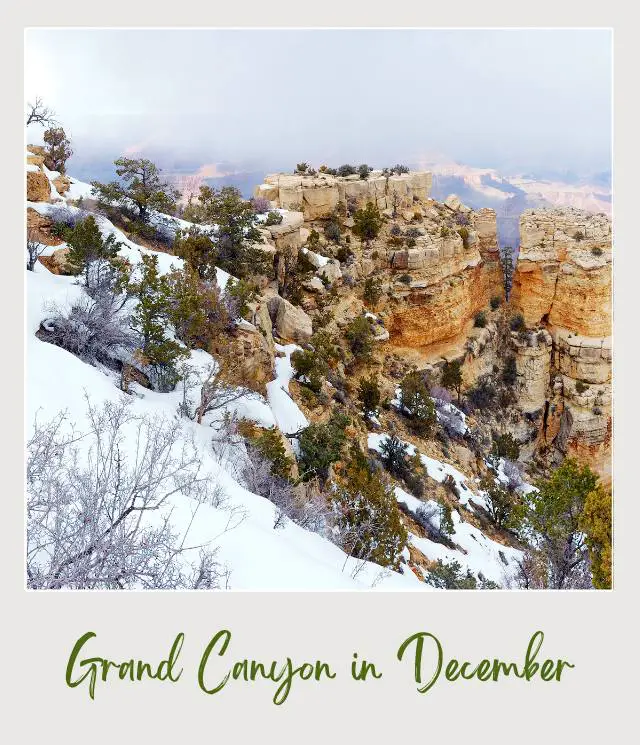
[25,29,612,180]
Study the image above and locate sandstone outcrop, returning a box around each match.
[254,170,433,221]
[511,208,611,336]
[384,203,500,354]
[511,328,553,413]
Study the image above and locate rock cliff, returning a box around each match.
[254,170,433,221]
[510,208,612,481]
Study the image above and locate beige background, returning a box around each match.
[3,3,637,742]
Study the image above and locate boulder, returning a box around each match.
[267,296,313,342]
[27,171,51,202]
[26,207,63,246]
[304,277,326,293]
[38,247,74,275]
[53,175,71,196]
[317,261,342,284]
[444,194,462,211]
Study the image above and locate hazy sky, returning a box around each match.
[25,29,612,180]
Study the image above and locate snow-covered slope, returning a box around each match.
[26,168,425,591]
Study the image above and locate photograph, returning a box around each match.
[24,27,612,592]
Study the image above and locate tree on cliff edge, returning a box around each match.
[91,157,180,223]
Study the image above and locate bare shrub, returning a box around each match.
[26,97,58,127]
[26,229,46,271]
[40,283,136,368]
[26,397,229,589]
[251,197,271,214]
[239,445,330,533]
[177,362,259,426]
[502,458,524,490]
[414,503,456,547]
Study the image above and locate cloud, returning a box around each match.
[24,29,612,178]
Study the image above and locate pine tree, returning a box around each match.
[192,185,270,278]
[441,359,463,404]
[91,157,179,223]
[379,434,409,478]
[579,484,612,589]
[399,372,436,435]
[65,215,121,288]
[173,228,218,281]
[438,502,455,538]
[500,245,515,300]
[331,445,408,569]
[524,458,599,589]
[43,127,73,173]
[129,255,188,388]
[358,376,381,419]
[353,201,383,242]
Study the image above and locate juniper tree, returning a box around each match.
[362,276,383,307]
[252,427,293,481]
[173,227,217,281]
[353,201,383,243]
[579,484,612,589]
[345,316,374,362]
[43,127,73,173]
[297,411,350,481]
[523,458,599,589]
[167,265,228,350]
[91,157,180,223]
[479,476,522,531]
[190,185,270,278]
[64,215,122,289]
[129,254,188,388]
[331,445,408,570]
[358,376,381,420]
[399,372,436,435]
[441,359,463,404]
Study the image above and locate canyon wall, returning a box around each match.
[511,208,612,481]
[385,202,502,354]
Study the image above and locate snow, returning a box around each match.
[65,177,95,201]
[266,344,309,439]
[26,163,40,173]
[409,512,522,586]
[435,400,468,435]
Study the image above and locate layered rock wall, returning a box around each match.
[254,171,433,221]
[511,208,612,480]
[385,204,501,352]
